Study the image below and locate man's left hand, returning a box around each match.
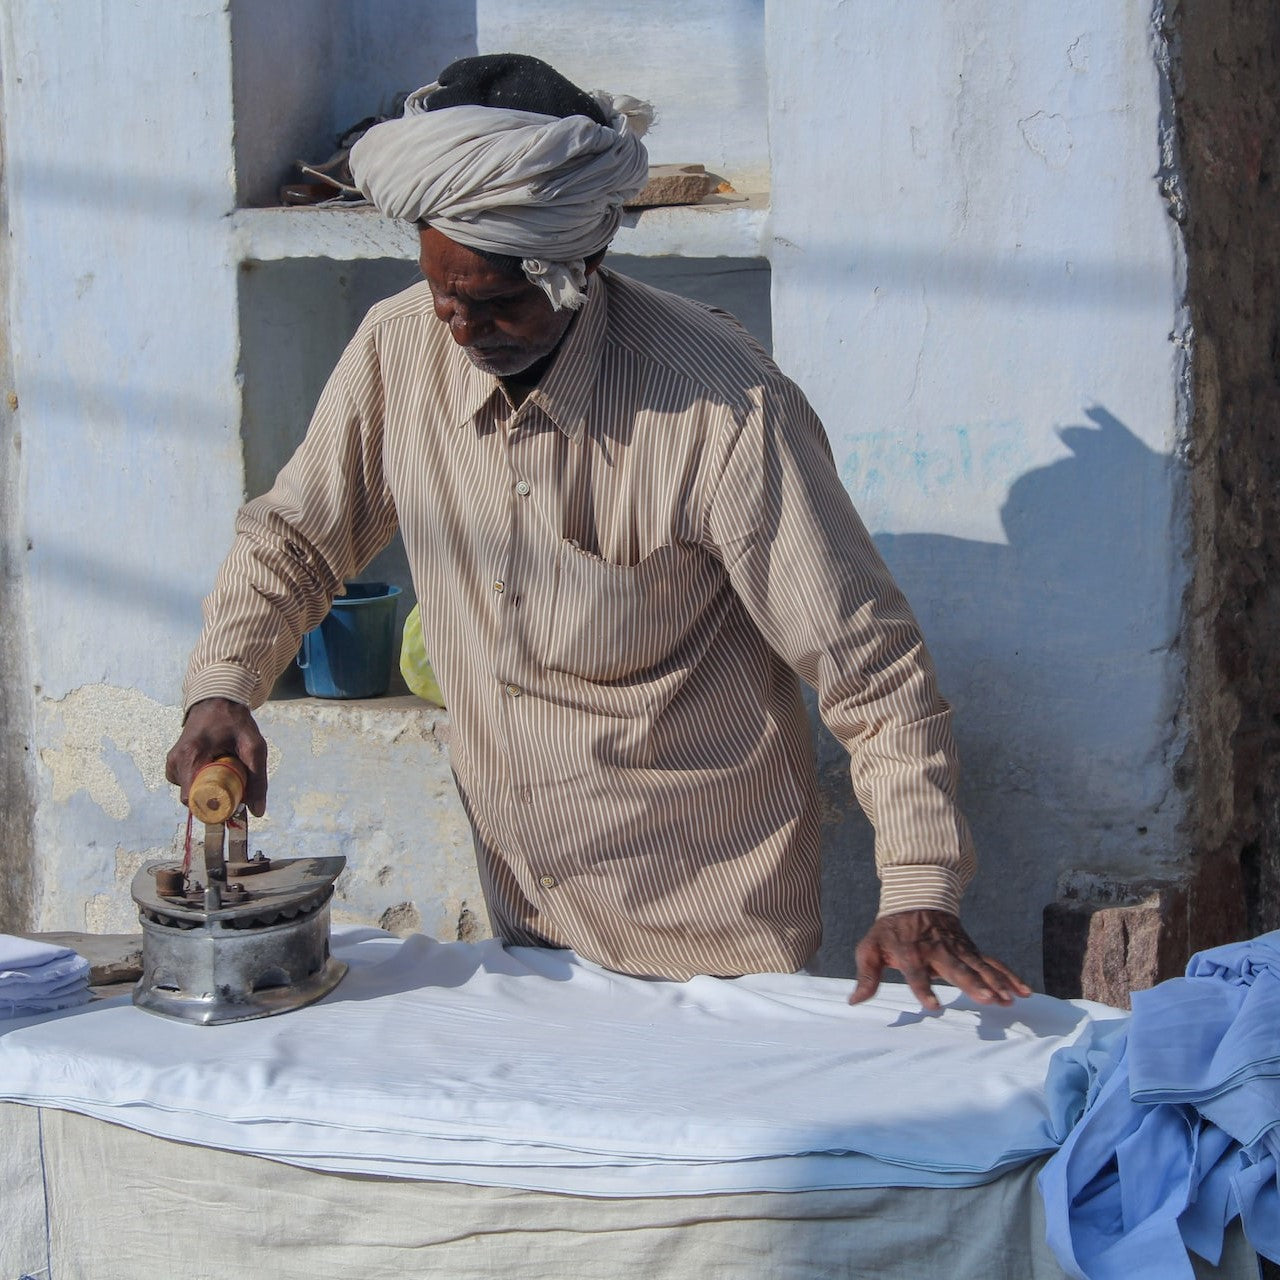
[849,909,1031,1011]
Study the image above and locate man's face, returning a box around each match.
[418,226,576,377]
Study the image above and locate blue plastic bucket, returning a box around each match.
[297,582,403,699]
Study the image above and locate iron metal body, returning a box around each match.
[131,848,348,1026]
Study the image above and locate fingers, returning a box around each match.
[930,949,1006,1006]
[238,723,269,817]
[165,698,269,815]
[164,737,203,805]
[918,925,1001,1004]
[852,940,943,1011]
[981,955,1034,999]
[897,953,944,1011]
[848,911,1032,1012]
[164,742,184,790]
[848,938,885,1006]
[932,945,1033,1006]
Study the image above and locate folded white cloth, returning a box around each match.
[0,935,91,1019]
[0,928,1125,1197]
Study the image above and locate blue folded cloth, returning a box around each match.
[0,935,91,1019]
[1039,930,1280,1278]
[1132,934,1280,1147]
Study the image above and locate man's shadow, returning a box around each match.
[813,408,1180,983]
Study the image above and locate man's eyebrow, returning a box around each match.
[432,279,529,303]
[474,284,528,301]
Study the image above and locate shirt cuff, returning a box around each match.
[182,663,263,716]
[877,864,965,918]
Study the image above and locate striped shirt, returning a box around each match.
[184,267,976,981]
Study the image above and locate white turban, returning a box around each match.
[349,84,653,309]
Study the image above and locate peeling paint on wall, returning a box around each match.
[438,896,487,944]
[86,845,174,934]
[455,900,484,943]
[38,685,182,820]
[306,703,451,758]
[378,900,423,935]
[1018,112,1073,168]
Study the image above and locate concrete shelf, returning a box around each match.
[262,692,449,726]
[230,188,771,263]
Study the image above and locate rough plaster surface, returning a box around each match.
[0,34,35,932]
[29,683,482,942]
[250,697,483,945]
[39,685,182,822]
[769,4,1192,984]
[474,0,769,184]
[85,846,171,935]
[34,684,189,931]
[1174,0,1280,943]
[3,1,244,707]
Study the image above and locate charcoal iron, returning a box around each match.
[131,757,347,1025]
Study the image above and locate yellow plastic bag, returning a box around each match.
[399,603,445,707]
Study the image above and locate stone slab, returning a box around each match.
[1042,883,1189,1008]
[625,163,718,208]
[20,930,143,987]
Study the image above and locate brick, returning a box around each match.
[625,164,717,209]
[1042,884,1188,1008]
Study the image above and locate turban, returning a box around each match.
[349,70,653,310]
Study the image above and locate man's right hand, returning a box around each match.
[165,698,269,816]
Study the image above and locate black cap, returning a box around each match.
[426,53,609,125]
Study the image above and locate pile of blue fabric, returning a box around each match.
[0,935,91,1019]
[1039,930,1280,1278]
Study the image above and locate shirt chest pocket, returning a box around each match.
[540,539,722,684]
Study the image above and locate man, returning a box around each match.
[166,54,1028,1011]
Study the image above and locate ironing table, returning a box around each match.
[0,929,1263,1280]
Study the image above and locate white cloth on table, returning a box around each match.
[1038,929,1280,1279]
[0,934,90,1019]
[0,927,1125,1197]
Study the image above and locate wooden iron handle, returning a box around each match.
[188,756,247,823]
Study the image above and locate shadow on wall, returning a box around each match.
[814,408,1184,979]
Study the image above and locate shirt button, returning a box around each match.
[539,874,558,889]
[505,683,522,698]
[514,479,531,496]
[492,580,505,593]
[520,784,533,803]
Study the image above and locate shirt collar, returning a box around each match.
[520,271,607,443]
[451,271,608,442]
